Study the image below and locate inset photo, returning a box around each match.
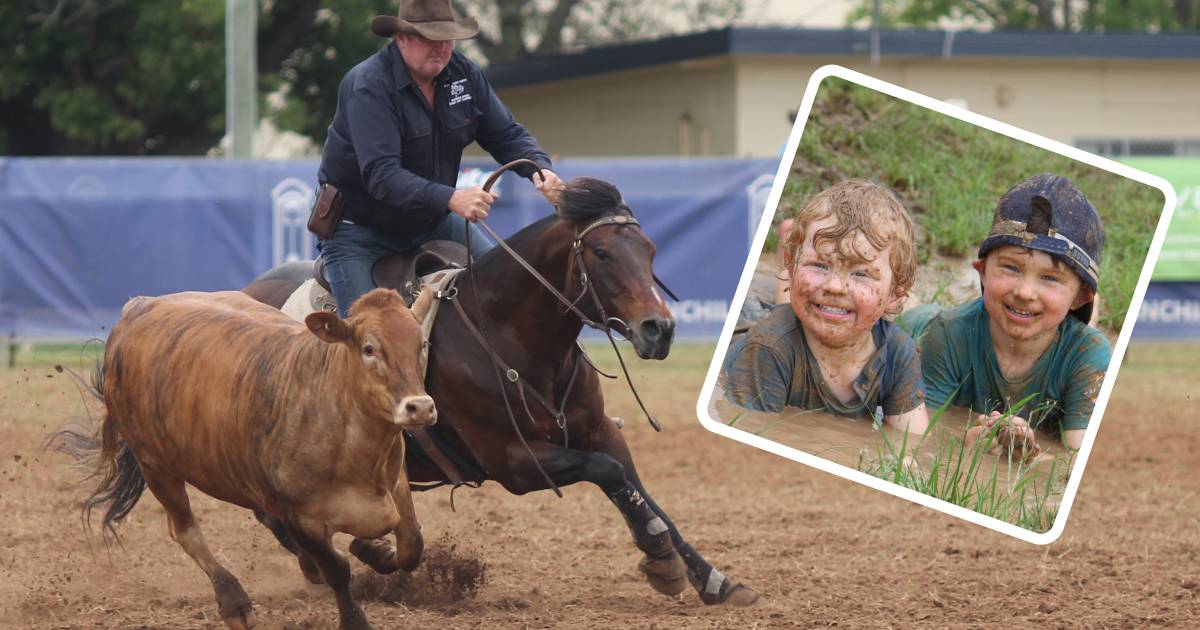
[697,66,1175,542]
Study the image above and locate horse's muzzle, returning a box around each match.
[631,317,675,360]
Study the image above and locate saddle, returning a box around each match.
[313,240,469,306]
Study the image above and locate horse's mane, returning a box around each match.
[556,177,631,223]
[499,177,631,253]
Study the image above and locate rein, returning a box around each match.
[447,159,669,496]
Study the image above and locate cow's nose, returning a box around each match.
[395,395,437,426]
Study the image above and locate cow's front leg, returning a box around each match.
[254,509,324,584]
[348,479,424,575]
[506,441,689,597]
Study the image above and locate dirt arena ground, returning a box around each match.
[1,342,1197,629]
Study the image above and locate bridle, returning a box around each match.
[447,159,673,496]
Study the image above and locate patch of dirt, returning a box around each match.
[1,358,1198,628]
[350,534,488,608]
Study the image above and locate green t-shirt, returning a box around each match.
[897,298,1110,432]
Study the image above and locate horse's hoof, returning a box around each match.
[699,576,760,607]
[638,553,688,596]
[721,583,760,607]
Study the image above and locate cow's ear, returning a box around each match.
[410,285,434,324]
[305,311,353,344]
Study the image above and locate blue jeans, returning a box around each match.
[317,212,494,317]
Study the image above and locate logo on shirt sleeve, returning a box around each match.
[448,78,472,106]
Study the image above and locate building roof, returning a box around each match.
[487,26,1200,89]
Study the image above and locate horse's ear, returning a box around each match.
[305,311,353,344]
[410,285,434,324]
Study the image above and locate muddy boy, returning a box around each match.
[723,180,928,433]
[899,173,1111,449]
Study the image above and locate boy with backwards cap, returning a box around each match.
[899,173,1111,450]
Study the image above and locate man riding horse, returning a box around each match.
[246,0,760,609]
[317,0,562,316]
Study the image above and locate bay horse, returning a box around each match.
[243,175,757,606]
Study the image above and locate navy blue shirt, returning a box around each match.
[722,305,926,419]
[318,44,552,236]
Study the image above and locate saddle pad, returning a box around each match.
[281,269,463,382]
[281,278,337,321]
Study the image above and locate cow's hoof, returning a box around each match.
[349,538,400,575]
[213,569,257,628]
[638,553,688,596]
[700,576,760,607]
[222,608,257,630]
[339,602,371,630]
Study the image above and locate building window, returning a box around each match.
[1076,138,1200,157]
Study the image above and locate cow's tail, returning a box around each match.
[50,360,146,540]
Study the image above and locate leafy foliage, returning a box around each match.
[778,77,1164,330]
[2,0,743,155]
[849,0,1200,31]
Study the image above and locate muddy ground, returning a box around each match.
[1,344,1197,629]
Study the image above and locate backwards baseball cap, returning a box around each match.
[978,173,1105,323]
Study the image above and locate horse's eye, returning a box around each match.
[363,344,376,357]
[592,247,610,261]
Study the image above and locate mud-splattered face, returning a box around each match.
[788,216,900,348]
[974,245,1092,345]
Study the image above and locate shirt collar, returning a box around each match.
[385,41,414,91]
[386,42,460,92]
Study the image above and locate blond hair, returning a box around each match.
[781,180,917,313]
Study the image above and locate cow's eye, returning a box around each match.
[363,344,376,357]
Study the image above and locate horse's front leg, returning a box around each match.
[592,428,759,607]
[507,439,754,605]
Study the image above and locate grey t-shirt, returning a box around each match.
[722,305,926,418]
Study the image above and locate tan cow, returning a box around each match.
[81,287,435,630]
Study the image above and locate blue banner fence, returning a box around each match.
[0,157,1190,342]
[0,158,777,340]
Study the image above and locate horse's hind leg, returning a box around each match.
[511,436,757,607]
[142,472,256,629]
[625,473,757,606]
[288,516,371,630]
[508,442,689,597]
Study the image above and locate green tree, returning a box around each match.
[275,0,745,146]
[2,0,743,156]
[849,0,1200,31]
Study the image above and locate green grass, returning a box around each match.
[858,398,1070,533]
[1,341,105,370]
[772,77,1163,331]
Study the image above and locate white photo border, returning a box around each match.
[694,64,1178,545]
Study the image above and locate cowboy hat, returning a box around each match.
[370,0,479,41]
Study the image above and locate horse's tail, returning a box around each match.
[49,360,146,540]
